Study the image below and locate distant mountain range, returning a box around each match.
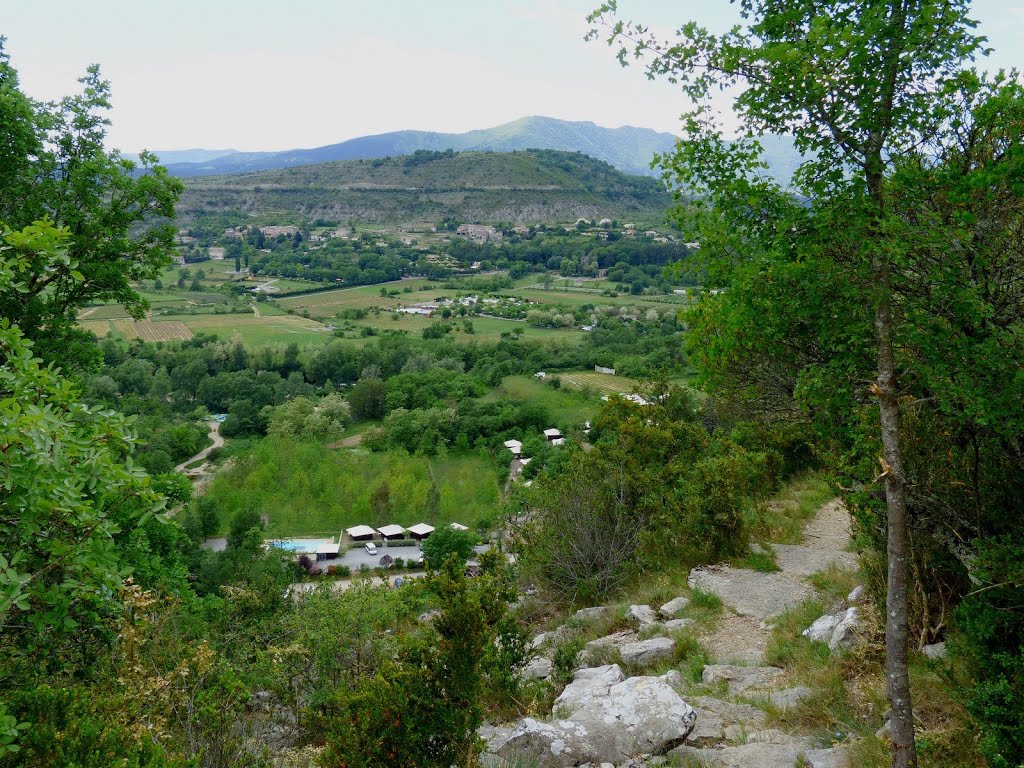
[135,116,805,186]
[178,148,672,225]
[139,117,676,178]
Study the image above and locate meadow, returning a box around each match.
[204,440,502,536]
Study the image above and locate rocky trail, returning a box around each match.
[484,497,863,768]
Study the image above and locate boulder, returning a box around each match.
[701,664,785,694]
[686,696,771,747]
[583,630,638,663]
[531,632,550,649]
[500,666,696,766]
[828,607,862,652]
[769,686,812,711]
[847,585,868,604]
[628,604,659,628]
[669,742,805,767]
[802,613,842,643]
[663,618,695,632]
[659,596,691,618]
[922,641,946,660]
[619,636,675,666]
[804,746,851,767]
[522,656,554,680]
[573,606,609,622]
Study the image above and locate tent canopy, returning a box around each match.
[408,523,435,538]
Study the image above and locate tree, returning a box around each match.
[0,42,183,367]
[588,2,1003,764]
[348,377,386,421]
[422,527,476,569]
[0,223,166,692]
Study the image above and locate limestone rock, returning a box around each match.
[531,632,551,649]
[688,566,813,621]
[669,742,805,767]
[500,665,696,766]
[803,613,842,643]
[769,685,812,711]
[922,641,946,660]
[771,543,858,576]
[828,607,862,652]
[701,664,785,694]
[847,585,868,604]
[659,596,690,618]
[804,746,851,767]
[583,630,638,663]
[573,606,609,622]
[522,656,554,680]
[663,618,695,632]
[620,636,675,666]
[628,604,659,628]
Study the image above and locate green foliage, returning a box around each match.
[0,46,182,367]
[202,439,500,535]
[321,557,518,767]
[0,318,165,677]
[266,393,349,441]
[520,393,777,602]
[948,536,1024,768]
[422,526,477,568]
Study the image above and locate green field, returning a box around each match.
[511,287,684,309]
[276,279,439,317]
[487,375,601,426]
[351,312,582,343]
[205,441,501,536]
[177,313,335,346]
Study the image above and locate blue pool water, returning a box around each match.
[268,539,335,552]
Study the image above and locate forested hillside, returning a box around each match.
[179,149,672,224]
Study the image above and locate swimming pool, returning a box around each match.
[268,539,336,553]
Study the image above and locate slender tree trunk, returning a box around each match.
[873,252,918,768]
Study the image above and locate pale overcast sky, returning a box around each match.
[4,0,1021,153]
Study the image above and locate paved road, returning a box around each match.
[175,420,224,473]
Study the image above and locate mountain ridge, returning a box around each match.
[178,148,672,225]
[149,116,679,178]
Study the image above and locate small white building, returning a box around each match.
[345,525,377,541]
[504,439,523,456]
[543,428,563,442]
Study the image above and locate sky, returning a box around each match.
[5,0,1022,154]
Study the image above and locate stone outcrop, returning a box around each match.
[701,664,786,695]
[627,604,659,629]
[619,636,675,667]
[493,665,696,767]
[659,596,690,618]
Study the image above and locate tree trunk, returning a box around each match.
[874,255,918,768]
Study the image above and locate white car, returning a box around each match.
[365,542,378,555]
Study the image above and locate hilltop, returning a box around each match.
[178,148,673,224]
[151,116,679,178]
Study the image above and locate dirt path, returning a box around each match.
[326,433,364,449]
[692,499,857,664]
[174,420,224,474]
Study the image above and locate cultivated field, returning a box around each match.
[80,318,194,341]
[177,314,334,347]
[556,370,641,395]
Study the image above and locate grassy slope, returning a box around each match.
[207,440,501,536]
